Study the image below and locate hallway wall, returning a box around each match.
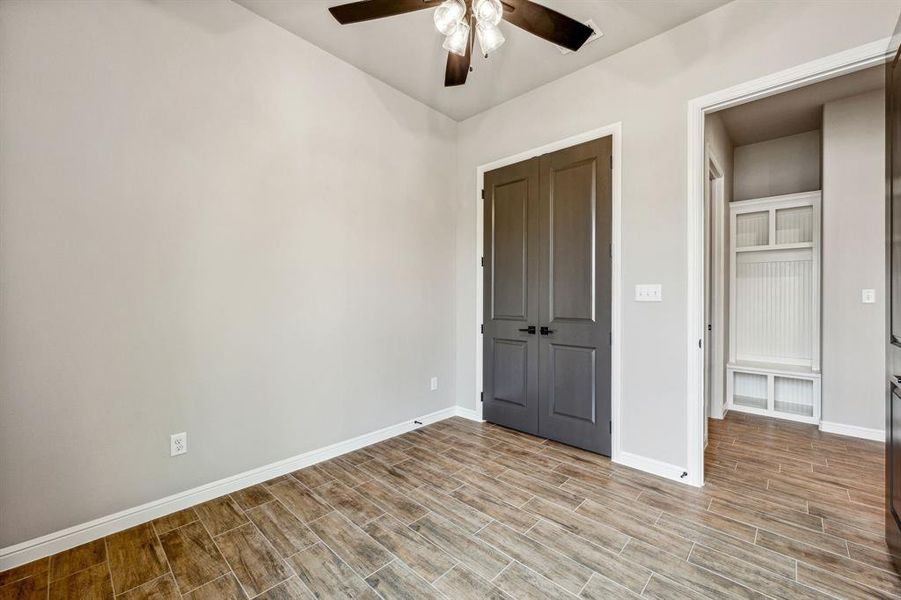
[822,89,886,433]
[733,130,822,201]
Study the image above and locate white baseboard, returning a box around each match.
[819,421,884,442]
[453,406,483,422]
[0,406,459,571]
[614,451,691,486]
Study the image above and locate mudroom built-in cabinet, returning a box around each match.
[726,191,822,423]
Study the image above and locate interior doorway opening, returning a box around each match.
[694,55,889,487]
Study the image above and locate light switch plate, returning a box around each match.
[635,284,662,302]
[862,289,876,304]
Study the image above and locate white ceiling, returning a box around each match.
[235,0,730,121]
[717,65,885,146]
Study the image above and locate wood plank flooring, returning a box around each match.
[0,412,894,599]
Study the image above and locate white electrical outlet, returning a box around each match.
[862,289,876,304]
[170,432,187,456]
[430,376,439,391]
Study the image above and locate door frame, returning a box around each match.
[705,146,726,423]
[475,122,622,461]
[686,39,893,487]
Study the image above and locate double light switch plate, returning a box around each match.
[635,284,662,302]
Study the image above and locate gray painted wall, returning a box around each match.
[453,0,899,470]
[733,130,822,201]
[822,89,886,431]
[0,0,458,547]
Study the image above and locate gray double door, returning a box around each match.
[482,137,612,455]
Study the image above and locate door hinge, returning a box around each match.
[609,421,612,434]
[698,338,703,349]
[481,189,485,199]
[480,391,484,402]
[481,324,484,334]
[609,332,612,346]
[481,256,484,267]
[609,243,613,259]
[610,155,613,169]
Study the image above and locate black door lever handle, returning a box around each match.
[540,326,554,335]
[518,325,536,334]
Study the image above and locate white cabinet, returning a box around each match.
[726,191,821,424]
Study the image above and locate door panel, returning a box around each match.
[551,160,596,322]
[492,179,530,320]
[548,344,596,422]
[483,159,540,435]
[492,339,528,407]
[887,31,901,569]
[538,138,612,455]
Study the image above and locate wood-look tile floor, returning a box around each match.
[1,412,895,599]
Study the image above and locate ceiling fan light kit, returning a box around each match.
[328,0,595,87]
[437,0,505,57]
[442,19,471,56]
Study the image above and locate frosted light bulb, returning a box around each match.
[476,20,505,55]
[434,0,466,36]
[473,0,503,26]
[443,20,471,57]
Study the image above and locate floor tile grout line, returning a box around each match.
[744,510,901,585]
[429,560,461,587]
[681,537,811,599]
[43,554,110,588]
[502,556,584,598]
[488,560,514,584]
[149,519,184,596]
[576,571,595,596]
[796,561,901,600]
[311,509,406,585]
[103,538,116,597]
[195,506,255,600]
[361,557,395,583]
[638,571,653,596]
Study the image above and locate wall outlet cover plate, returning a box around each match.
[170,432,187,456]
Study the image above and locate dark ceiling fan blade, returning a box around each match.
[329,0,442,24]
[501,0,593,52]
[444,33,472,86]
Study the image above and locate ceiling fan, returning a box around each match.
[328,0,594,87]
